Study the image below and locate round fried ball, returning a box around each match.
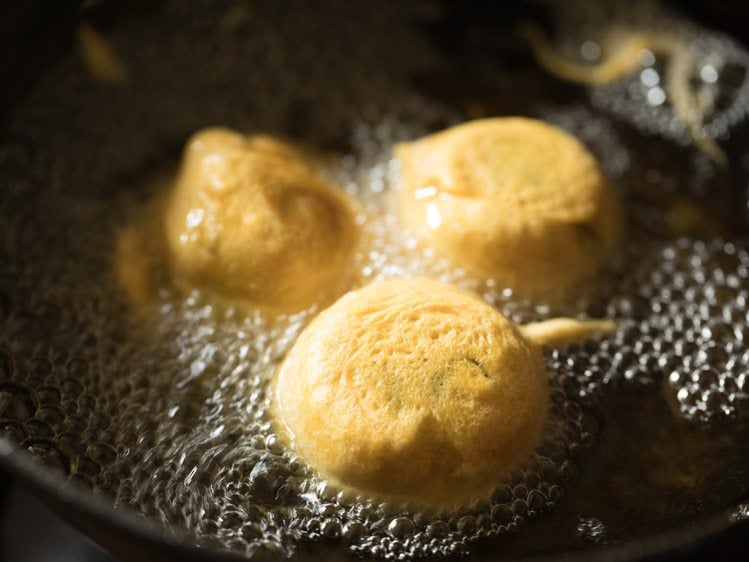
[161,127,361,314]
[273,278,549,508]
[395,117,622,297]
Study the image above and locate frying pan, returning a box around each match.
[2,1,749,561]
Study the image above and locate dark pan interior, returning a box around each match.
[2,1,749,561]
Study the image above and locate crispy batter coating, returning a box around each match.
[274,278,549,508]
[395,118,622,297]
[118,127,361,314]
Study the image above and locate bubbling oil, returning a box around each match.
[537,0,749,162]
[1,0,749,560]
[97,118,599,560]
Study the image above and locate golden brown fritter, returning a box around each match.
[273,278,549,508]
[395,117,622,298]
[117,127,362,315]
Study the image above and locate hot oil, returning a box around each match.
[1,0,749,560]
[90,119,598,560]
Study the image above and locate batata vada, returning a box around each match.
[273,277,549,508]
[395,118,621,297]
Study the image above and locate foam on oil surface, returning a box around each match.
[1,0,749,560]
